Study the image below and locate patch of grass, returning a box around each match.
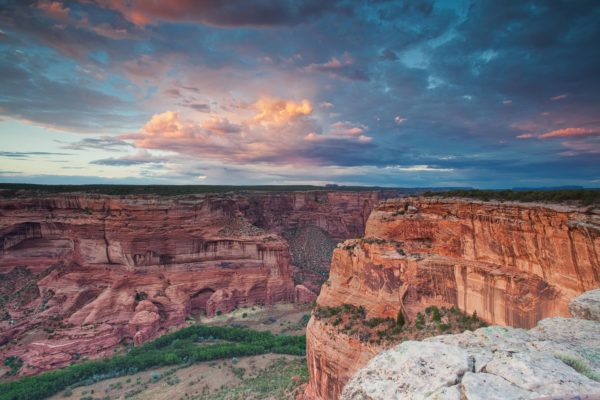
[197,357,308,400]
[555,353,600,382]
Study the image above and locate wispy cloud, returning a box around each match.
[0,151,71,159]
[550,94,568,101]
[305,55,369,81]
[90,150,168,166]
[539,127,599,139]
[59,136,134,150]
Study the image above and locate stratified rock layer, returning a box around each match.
[306,197,600,399]
[0,190,399,375]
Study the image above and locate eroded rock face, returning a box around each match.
[306,197,600,399]
[0,190,399,375]
[342,317,600,399]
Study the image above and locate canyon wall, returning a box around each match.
[305,197,600,399]
[0,189,400,375]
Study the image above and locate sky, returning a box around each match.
[0,0,599,188]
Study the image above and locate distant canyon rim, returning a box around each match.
[0,189,401,375]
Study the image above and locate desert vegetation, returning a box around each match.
[313,303,486,344]
[196,357,309,399]
[0,325,305,400]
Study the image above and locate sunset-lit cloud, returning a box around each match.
[516,133,535,139]
[329,121,367,137]
[0,0,599,187]
[36,0,70,21]
[539,127,599,139]
[95,0,345,27]
[252,98,312,125]
[305,55,369,81]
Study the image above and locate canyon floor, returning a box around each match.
[47,354,307,400]
[1,302,312,399]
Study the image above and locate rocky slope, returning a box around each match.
[342,289,600,399]
[305,197,600,399]
[0,189,399,376]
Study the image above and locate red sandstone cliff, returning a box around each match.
[305,197,600,400]
[0,190,399,375]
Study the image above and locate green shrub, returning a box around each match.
[426,306,441,322]
[415,312,425,329]
[396,311,405,328]
[3,356,23,376]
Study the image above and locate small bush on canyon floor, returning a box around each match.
[0,325,305,400]
[3,356,23,376]
[314,303,486,345]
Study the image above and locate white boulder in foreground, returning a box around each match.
[342,290,600,400]
[569,288,600,322]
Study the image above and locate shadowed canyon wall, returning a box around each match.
[0,190,400,375]
[305,197,600,400]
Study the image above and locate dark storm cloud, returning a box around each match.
[426,1,600,120]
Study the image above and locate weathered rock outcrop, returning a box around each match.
[0,189,400,375]
[569,288,600,322]
[342,290,600,399]
[306,197,600,399]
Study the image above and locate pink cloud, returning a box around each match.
[252,97,312,125]
[304,54,369,81]
[330,121,366,136]
[559,140,600,156]
[516,133,535,139]
[36,0,70,21]
[122,96,373,166]
[202,117,242,135]
[539,127,599,139]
